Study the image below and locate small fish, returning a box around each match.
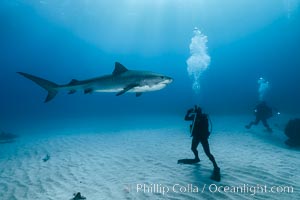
[42,154,50,162]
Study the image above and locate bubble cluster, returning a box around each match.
[258,77,270,101]
[186,28,211,94]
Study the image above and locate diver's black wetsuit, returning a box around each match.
[246,102,273,132]
[185,109,219,169]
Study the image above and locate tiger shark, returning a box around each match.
[18,62,173,102]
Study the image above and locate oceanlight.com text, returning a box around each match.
[133,183,294,196]
[208,184,294,196]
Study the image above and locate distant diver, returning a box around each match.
[18,62,173,102]
[284,118,300,147]
[178,105,220,181]
[245,101,273,132]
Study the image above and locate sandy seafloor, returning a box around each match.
[0,115,299,200]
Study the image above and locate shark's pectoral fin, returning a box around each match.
[136,92,142,97]
[84,88,93,94]
[68,89,76,94]
[116,84,139,96]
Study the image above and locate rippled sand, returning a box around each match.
[0,115,299,199]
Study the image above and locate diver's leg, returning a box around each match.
[202,140,221,181]
[246,118,259,129]
[254,118,260,125]
[262,119,273,132]
[201,139,219,169]
[191,138,200,161]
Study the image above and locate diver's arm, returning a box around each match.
[185,109,195,121]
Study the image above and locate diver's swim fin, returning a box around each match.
[210,167,221,182]
[177,158,200,164]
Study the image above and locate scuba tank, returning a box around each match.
[190,112,198,136]
[189,112,213,137]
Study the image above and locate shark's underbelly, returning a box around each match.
[94,84,166,93]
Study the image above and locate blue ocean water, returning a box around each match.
[0,0,300,130]
[1,2,300,200]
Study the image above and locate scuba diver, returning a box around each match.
[182,105,220,181]
[284,118,300,147]
[245,101,273,132]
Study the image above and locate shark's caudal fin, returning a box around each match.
[17,72,59,103]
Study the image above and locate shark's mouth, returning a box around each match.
[132,83,167,93]
[161,79,173,85]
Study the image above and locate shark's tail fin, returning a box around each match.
[17,72,59,103]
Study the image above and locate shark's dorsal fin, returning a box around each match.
[69,79,79,85]
[112,62,128,76]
